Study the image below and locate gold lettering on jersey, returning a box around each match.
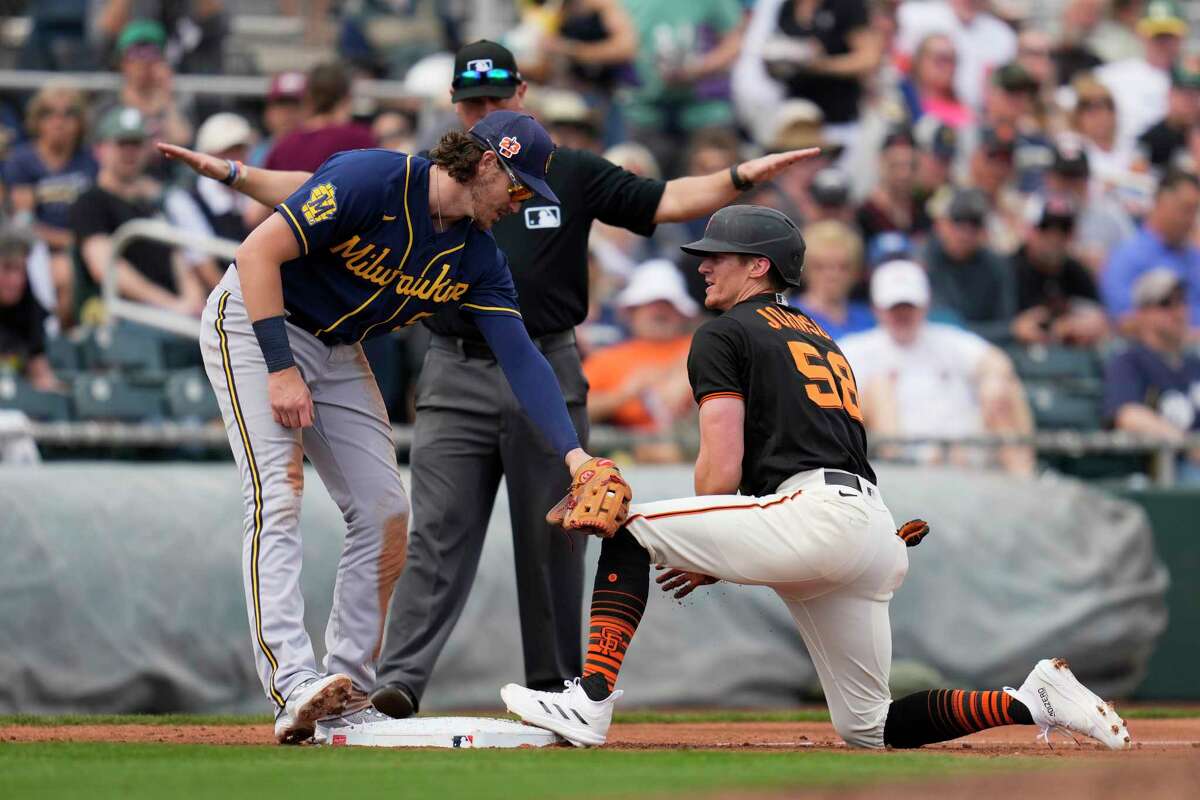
[756,306,833,340]
[329,236,401,286]
[327,236,469,305]
[301,182,337,224]
[391,262,470,301]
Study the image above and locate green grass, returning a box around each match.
[2,705,1194,728]
[0,743,1045,800]
[0,713,273,727]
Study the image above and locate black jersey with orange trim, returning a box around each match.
[686,293,875,496]
[271,149,521,345]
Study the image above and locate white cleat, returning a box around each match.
[500,678,622,747]
[313,706,393,745]
[274,673,355,745]
[1005,658,1132,750]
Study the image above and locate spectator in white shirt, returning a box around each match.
[838,258,1035,475]
[163,113,256,292]
[896,0,1016,111]
[1095,0,1187,146]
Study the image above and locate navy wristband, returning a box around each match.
[252,315,296,373]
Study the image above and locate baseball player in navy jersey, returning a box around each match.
[167,111,605,744]
[500,205,1132,752]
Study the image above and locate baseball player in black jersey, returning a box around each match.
[501,205,1132,752]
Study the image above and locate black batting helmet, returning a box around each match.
[679,205,806,287]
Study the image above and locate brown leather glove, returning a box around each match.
[545,457,632,538]
[897,519,930,547]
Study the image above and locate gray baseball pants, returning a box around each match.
[199,271,409,709]
[375,332,588,703]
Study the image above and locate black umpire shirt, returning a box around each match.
[687,294,876,496]
[426,147,666,341]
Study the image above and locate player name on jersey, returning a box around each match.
[755,304,832,341]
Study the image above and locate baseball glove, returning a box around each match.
[546,457,632,537]
[896,519,930,547]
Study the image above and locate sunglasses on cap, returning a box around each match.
[478,135,535,202]
[452,68,520,89]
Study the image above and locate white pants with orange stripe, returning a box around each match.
[199,272,409,710]
[625,468,909,748]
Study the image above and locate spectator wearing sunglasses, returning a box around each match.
[3,83,96,326]
[1103,269,1200,483]
[1009,194,1107,347]
[1068,75,1145,210]
[1102,169,1200,330]
[264,62,376,172]
[922,186,1016,342]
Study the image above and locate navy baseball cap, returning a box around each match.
[469,110,559,204]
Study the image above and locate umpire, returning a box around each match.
[371,40,819,717]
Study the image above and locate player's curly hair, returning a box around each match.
[430,130,487,184]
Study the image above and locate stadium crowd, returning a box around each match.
[1,0,1199,481]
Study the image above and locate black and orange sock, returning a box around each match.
[581,528,649,701]
[883,689,1033,749]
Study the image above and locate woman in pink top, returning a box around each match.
[903,33,973,130]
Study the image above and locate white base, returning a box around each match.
[317,716,563,748]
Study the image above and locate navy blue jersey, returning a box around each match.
[1103,342,1200,431]
[272,149,521,344]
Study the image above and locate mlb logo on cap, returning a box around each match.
[466,58,493,72]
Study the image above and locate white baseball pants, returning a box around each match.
[625,469,909,748]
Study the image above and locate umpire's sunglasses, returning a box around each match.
[478,135,535,202]
[452,68,520,89]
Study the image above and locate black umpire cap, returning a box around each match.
[451,40,523,102]
[680,205,807,287]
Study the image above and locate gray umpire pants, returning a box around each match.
[200,274,409,709]
[376,332,588,704]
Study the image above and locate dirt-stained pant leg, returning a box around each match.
[200,288,317,708]
[623,471,908,748]
[297,330,409,695]
[201,280,410,708]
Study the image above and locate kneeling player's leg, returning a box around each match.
[779,528,908,749]
[574,488,832,702]
[578,528,650,701]
[499,527,648,746]
[883,685,1032,748]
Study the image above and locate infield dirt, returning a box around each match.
[4,717,1198,755]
